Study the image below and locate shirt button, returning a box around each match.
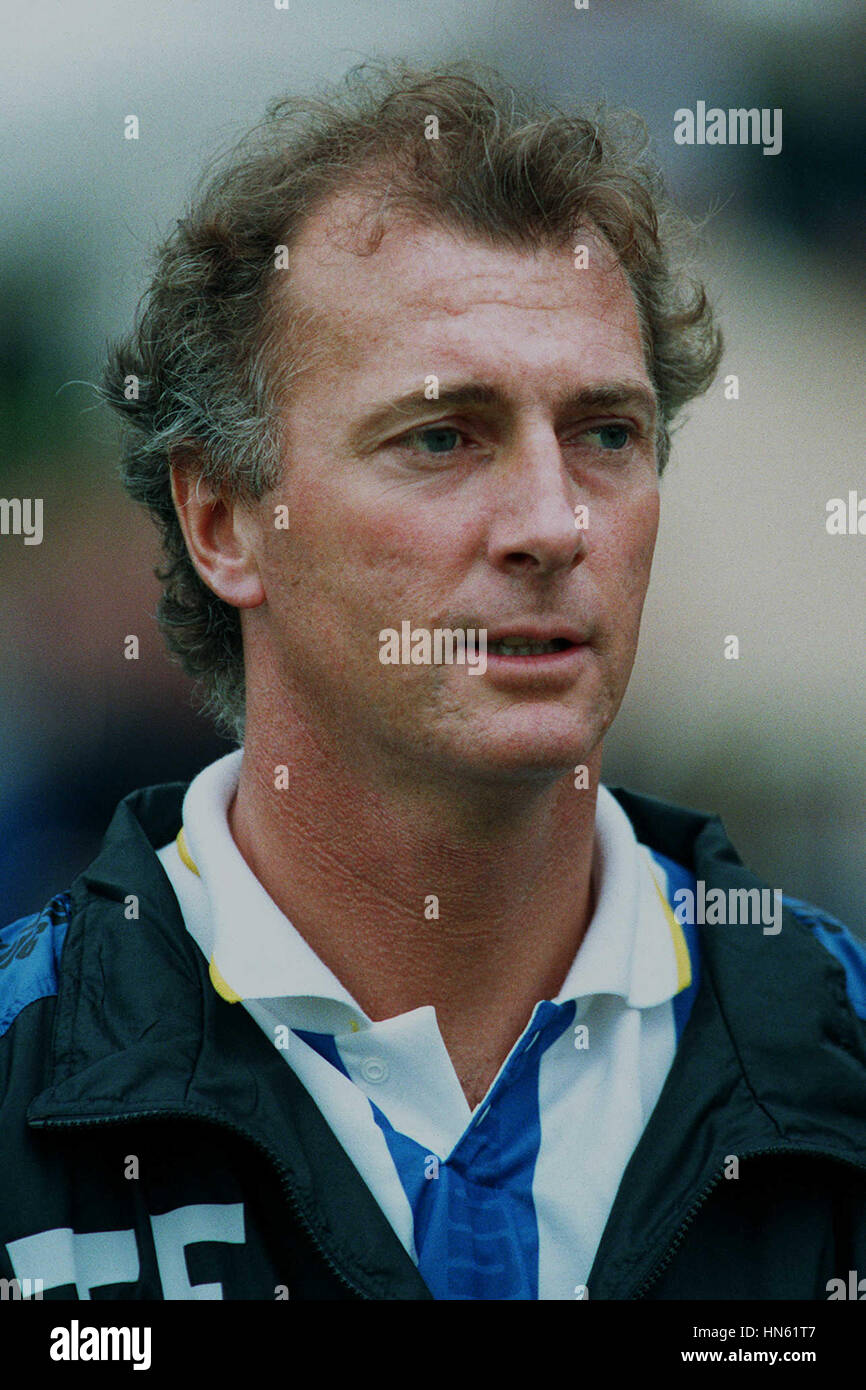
[360,1057,389,1084]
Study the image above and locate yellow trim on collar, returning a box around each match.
[209,957,242,1005]
[176,826,200,877]
[175,826,240,1004]
[653,877,692,994]
[175,820,689,1006]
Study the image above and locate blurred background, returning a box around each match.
[1,0,864,933]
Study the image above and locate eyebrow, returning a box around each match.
[347,379,658,451]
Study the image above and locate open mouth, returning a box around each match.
[486,637,576,657]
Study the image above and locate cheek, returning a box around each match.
[353,517,427,576]
[633,504,660,582]
[339,493,474,606]
[260,494,447,641]
[297,461,436,572]
[606,490,660,609]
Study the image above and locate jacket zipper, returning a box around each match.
[632,1145,866,1299]
[34,1107,373,1300]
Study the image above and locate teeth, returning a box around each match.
[489,639,563,656]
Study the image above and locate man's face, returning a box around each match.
[248,198,660,785]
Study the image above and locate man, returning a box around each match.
[1,62,865,1302]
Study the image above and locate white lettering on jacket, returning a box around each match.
[5,1203,246,1299]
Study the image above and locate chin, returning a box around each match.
[455,718,602,784]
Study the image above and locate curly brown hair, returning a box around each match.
[101,59,722,742]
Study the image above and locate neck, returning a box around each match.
[229,705,602,1107]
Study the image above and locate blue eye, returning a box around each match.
[407,426,463,454]
[585,424,632,450]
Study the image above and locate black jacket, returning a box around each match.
[1,780,865,1300]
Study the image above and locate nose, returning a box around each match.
[486,422,586,577]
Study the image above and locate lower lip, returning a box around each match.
[483,643,587,680]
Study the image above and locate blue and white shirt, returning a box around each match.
[157,751,698,1300]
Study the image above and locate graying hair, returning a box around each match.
[101,58,723,742]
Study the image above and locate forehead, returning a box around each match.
[280,189,649,389]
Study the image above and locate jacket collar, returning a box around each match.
[28,781,433,1299]
[591,786,866,1296]
[28,779,866,1299]
[612,783,866,1151]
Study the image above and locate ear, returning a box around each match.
[170,461,265,609]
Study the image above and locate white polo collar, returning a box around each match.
[173,749,684,1018]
